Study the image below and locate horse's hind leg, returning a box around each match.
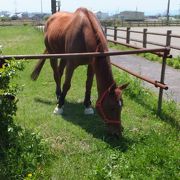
[54,63,75,115]
[84,65,94,115]
[50,58,60,100]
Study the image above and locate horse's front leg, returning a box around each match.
[54,63,75,115]
[50,58,60,100]
[84,65,94,115]
[58,58,66,94]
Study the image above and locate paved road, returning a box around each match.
[110,50,180,103]
[107,26,180,57]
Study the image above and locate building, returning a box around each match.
[119,11,144,21]
[95,11,109,20]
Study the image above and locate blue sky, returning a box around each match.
[0,0,179,15]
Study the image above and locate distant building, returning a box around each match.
[28,13,50,20]
[95,11,109,20]
[0,11,10,17]
[119,11,144,21]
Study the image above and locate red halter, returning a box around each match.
[96,82,121,125]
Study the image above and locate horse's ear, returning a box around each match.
[118,83,129,90]
[108,83,116,95]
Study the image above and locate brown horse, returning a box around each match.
[31,8,128,137]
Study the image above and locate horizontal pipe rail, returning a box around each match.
[146,40,166,47]
[117,36,126,40]
[146,32,167,36]
[170,34,180,38]
[108,39,141,49]
[0,48,170,60]
[129,38,143,43]
[107,27,114,30]
[129,30,143,34]
[111,62,168,90]
[106,34,114,38]
[170,45,180,51]
[0,49,169,90]
[116,28,127,32]
[107,40,171,57]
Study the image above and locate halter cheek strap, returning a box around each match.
[96,82,121,125]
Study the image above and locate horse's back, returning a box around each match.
[44,8,106,65]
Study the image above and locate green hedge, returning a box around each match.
[0,60,23,151]
[0,60,51,179]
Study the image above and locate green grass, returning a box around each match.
[1,26,179,179]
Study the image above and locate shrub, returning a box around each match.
[0,17,11,22]
[167,58,174,66]
[173,57,180,69]
[0,60,23,150]
[0,59,51,179]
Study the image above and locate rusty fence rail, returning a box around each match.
[105,26,180,53]
[0,47,170,115]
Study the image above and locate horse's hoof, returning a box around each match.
[84,107,94,115]
[53,106,63,115]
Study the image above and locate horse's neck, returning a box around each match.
[94,57,114,97]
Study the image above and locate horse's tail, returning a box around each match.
[31,49,48,80]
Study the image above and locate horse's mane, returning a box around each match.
[75,8,114,92]
[76,8,108,52]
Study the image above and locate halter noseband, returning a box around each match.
[96,82,121,125]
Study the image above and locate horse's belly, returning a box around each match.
[67,57,92,66]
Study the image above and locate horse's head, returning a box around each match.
[96,82,129,138]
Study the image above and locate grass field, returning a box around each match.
[0,26,179,179]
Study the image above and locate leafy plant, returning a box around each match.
[0,59,52,179]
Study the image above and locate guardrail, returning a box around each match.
[0,47,170,115]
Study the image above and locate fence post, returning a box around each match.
[157,49,169,115]
[114,26,117,41]
[166,30,172,47]
[104,26,107,39]
[143,28,147,48]
[126,27,130,44]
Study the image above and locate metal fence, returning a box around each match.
[0,47,170,115]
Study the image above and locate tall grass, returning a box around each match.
[1,26,179,179]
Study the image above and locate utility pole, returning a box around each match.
[51,0,56,14]
[51,0,61,14]
[166,0,170,25]
[57,0,61,12]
